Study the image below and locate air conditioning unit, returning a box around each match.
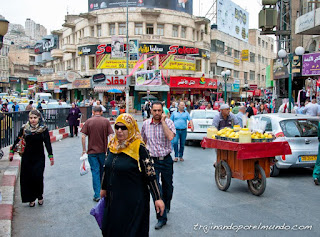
[113,69,122,75]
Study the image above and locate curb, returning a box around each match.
[0,126,70,237]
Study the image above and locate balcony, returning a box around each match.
[51,49,63,58]
[79,36,99,45]
[295,9,320,35]
[79,12,97,20]
[62,44,76,53]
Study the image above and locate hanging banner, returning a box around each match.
[302,52,320,76]
[129,40,139,60]
[241,50,249,61]
[96,54,143,69]
[111,36,124,58]
[159,55,195,70]
[135,70,162,86]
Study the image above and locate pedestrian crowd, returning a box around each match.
[6,94,320,237]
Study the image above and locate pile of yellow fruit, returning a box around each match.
[214,127,239,139]
[251,132,273,140]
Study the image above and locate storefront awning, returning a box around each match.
[94,85,125,93]
[59,83,73,90]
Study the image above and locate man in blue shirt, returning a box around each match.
[12,101,19,112]
[170,101,194,162]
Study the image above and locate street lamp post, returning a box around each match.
[221,69,231,104]
[125,0,129,113]
[0,18,9,50]
[277,46,305,113]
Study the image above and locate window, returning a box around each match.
[109,24,115,35]
[234,50,240,59]
[196,59,202,71]
[271,44,274,51]
[262,40,265,48]
[258,54,261,62]
[172,25,178,37]
[192,30,195,40]
[135,23,143,35]
[234,70,239,78]
[157,24,164,35]
[280,120,318,137]
[211,40,225,54]
[216,66,223,75]
[250,53,255,62]
[258,37,261,45]
[262,56,265,64]
[257,74,260,81]
[250,70,255,80]
[181,27,186,38]
[97,24,101,37]
[146,24,154,35]
[89,56,95,69]
[81,57,85,71]
[227,47,232,56]
[261,117,272,132]
[262,75,265,81]
[90,26,94,37]
[266,42,268,49]
[210,63,216,75]
[119,23,126,35]
[244,72,248,83]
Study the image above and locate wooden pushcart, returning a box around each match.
[201,138,292,196]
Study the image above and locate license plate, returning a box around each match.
[200,125,210,128]
[300,156,317,161]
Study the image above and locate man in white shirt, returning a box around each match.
[303,98,318,116]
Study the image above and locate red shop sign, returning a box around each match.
[106,76,126,85]
[170,76,217,89]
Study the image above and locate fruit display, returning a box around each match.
[212,126,274,143]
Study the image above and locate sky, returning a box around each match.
[0,0,262,33]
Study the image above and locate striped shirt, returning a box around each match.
[141,118,176,157]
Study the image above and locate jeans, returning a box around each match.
[153,155,174,222]
[88,153,106,199]
[172,129,187,158]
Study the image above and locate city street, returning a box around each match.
[11,126,320,237]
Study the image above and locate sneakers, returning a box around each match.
[93,197,100,202]
[155,220,166,230]
[314,178,319,185]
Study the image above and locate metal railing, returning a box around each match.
[0,105,116,149]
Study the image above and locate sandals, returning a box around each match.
[179,158,184,162]
[173,158,178,162]
[38,199,44,205]
[29,202,35,207]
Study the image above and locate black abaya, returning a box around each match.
[13,128,53,202]
[101,144,161,237]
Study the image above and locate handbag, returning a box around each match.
[16,129,26,156]
[90,197,105,229]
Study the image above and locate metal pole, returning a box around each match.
[224,75,227,103]
[288,53,293,113]
[125,0,129,113]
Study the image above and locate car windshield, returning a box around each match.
[280,119,318,137]
[192,111,217,119]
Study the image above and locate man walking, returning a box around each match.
[170,101,194,162]
[141,101,176,230]
[81,106,114,202]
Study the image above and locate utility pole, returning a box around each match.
[125,0,129,113]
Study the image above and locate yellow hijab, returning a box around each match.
[108,113,144,171]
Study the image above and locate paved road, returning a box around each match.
[12,127,320,237]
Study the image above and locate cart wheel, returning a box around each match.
[215,160,231,191]
[247,164,266,196]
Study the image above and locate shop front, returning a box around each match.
[133,85,169,111]
[72,78,92,102]
[169,76,218,106]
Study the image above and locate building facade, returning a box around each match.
[0,43,10,92]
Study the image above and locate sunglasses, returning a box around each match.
[115,124,128,131]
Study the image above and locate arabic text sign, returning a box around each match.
[302,52,320,76]
[96,54,143,69]
[160,55,195,70]
[170,76,217,89]
[72,79,91,89]
[135,70,162,86]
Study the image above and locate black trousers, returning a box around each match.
[153,154,174,222]
[69,125,78,137]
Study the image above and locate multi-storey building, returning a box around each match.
[25,18,47,40]
[41,5,275,110]
[0,43,10,92]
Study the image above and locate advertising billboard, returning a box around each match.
[135,70,162,86]
[88,0,193,15]
[217,0,249,42]
[302,52,320,76]
[111,36,124,58]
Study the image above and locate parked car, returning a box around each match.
[253,113,319,176]
[186,109,219,145]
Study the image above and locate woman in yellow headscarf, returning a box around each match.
[100,113,164,237]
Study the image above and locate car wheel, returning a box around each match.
[270,164,280,177]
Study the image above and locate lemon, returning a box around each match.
[212,135,216,139]
[217,131,222,136]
